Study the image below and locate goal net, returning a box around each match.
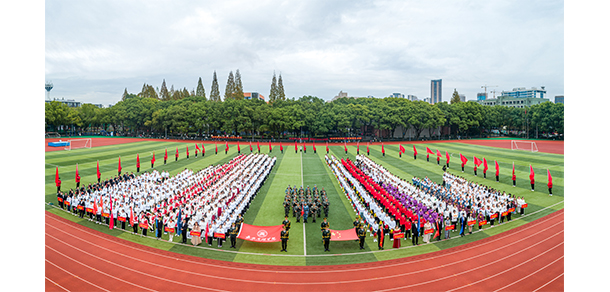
[65,138,92,150]
[510,140,538,152]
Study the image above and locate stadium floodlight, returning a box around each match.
[64,138,92,151]
[511,140,538,152]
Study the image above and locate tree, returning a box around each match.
[195,77,206,100]
[210,71,221,101]
[277,74,286,101]
[269,72,278,103]
[450,88,461,104]
[224,71,235,100]
[159,79,170,100]
[234,69,244,100]
[137,83,158,99]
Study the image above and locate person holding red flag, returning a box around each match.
[460,153,468,172]
[399,144,405,158]
[215,142,218,155]
[326,142,329,154]
[75,163,80,189]
[151,152,156,168]
[237,143,241,154]
[164,148,168,164]
[195,143,200,157]
[473,156,482,176]
[483,158,488,179]
[356,141,360,155]
[269,141,272,153]
[136,154,140,172]
[413,145,418,160]
[55,167,61,194]
[495,160,500,182]
[529,165,535,191]
[186,146,189,159]
[280,142,283,153]
[436,149,442,165]
[201,143,205,156]
[96,160,101,183]
[344,142,348,154]
[225,141,229,154]
[249,141,253,153]
[295,140,298,153]
[381,143,385,157]
[118,156,122,176]
[303,143,307,154]
[313,142,316,153]
[446,150,450,167]
[512,162,516,187]
[257,141,260,153]
[367,143,370,156]
[547,169,553,196]
[175,147,179,161]
[426,147,434,162]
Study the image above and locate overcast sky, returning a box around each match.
[45,0,564,106]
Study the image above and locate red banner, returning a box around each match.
[102,213,110,218]
[237,223,282,242]
[490,213,498,219]
[86,208,93,213]
[57,197,63,203]
[64,201,70,206]
[501,212,508,217]
[165,227,175,233]
[508,208,516,213]
[330,228,358,241]
[424,229,434,234]
[393,232,404,239]
[445,225,455,231]
[467,220,477,226]
[190,231,201,237]
[140,221,148,229]
[213,232,225,239]
[478,220,487,226]
[77,206,84,211]
[522,203,528,208]
[118,216,126,222]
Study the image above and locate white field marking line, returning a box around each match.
[44,218,564,286]
[46,216,565,287]
[492,256,564,292]
[377,241,564,292]
[45,276,71,292]
[45,239,228,292]
[44,208,564,273]
[45,259,111,292]
[532,272,564,292]
[301,150,307,256]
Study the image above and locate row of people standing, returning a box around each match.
[284,185,329,223]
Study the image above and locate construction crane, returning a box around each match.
[481,84,498,99]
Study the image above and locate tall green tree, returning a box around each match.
[277,73,285,101]
[234,69,244,100]
[195,77,206,100]
[159,79,170,100]
[269,72,278,103]
[137,83,159,99]
[450,88,461,104]
[210,71,221,102]
[224,71,235,100]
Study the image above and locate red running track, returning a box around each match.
[45,209,564,291]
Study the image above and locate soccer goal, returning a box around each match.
[511,140,538,152]
[65,138,92,150]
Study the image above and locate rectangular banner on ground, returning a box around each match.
[237,223,282,243]
[330,228,358,241]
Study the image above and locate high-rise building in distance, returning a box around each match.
[431,79,442,104]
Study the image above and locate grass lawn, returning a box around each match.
[45,139,564,266]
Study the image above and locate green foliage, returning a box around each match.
[277,74,285,101]
[195,77,206,100]
[210,71,221,102]
[450,88,461,104]
[224,71,235,100]
[269,73,278,103]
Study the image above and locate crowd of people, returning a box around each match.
[283,185,329,223]
[55,153,276,247]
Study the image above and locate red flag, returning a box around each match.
[329,228,358,241]
[344,142,348,153]
[249,141,253,152]
[301,204,304,216]
[436,149,442,157]
[109,197,114,229]
[529,165,535,183]
[55,167,60,187]
[495,160,500,176]
[547,169,553,189]
[118,156,122,174]
[473,156,482,167]
[367,143,370,153]
[152,152,156,164]
[269,141,272,152]
[460,153,468,166]
[326,142,329,153]
[186,146,189,156]
[304,144,307,152]
[357,142,360,153]
[205,223,209,238]
[413,145,418,156]
[202,144,205,155]
[215,142,218,154]
[483,158,488,173]
[75,164,80,183]
[280,142,283,151]
[176,147,179,158]
[313,142,316,152]
[136,154,140,169]
[225,141,229,152]
[164,149,168,160]
[381,143,385,154]
[399,144,406,154]
[446,151,450,163]
[512,163,516,181]
[295,140,298,152]
[93,197,98,215]
[130,207,134,227]
[257,141,260,152]
[426,147,435,155]
[196,143,200,151]
[237,143,241,153]
[96,160,101,179]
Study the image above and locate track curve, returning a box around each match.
[45,209,564,291]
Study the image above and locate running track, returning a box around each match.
[45,209,564,291]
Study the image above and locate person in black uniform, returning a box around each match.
[320,218,329,231]
[411,219,420,246]
[228,223,238,248]
[282,216,291,232]
[294,204,301,223]
[377,221,385,250]
[57,191,65,209]
[310,204,318,223]
[235,214,244,232]
[322,198,329,218]
[322,227,331,252]
[357,226,367,250]
[181,216,189,244]
[280,225,289,252]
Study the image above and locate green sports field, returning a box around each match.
[45,139,564,266]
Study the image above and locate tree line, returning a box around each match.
[45,92,564,140]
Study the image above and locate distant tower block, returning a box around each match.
[45,81,53,100]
